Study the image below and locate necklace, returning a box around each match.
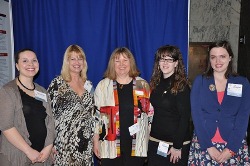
[162,90,167,96]
[119,84,124,89]
[117,77,132,90]
[17,77,35,91]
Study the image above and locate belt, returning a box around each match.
[149,136,190,145]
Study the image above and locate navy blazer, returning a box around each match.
[191,75,250,152]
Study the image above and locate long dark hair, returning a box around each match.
[150,45,189,94]
[204,40,237,78]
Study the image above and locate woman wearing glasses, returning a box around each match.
[147,45,191,166]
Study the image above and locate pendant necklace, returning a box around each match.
[119,84,124,89]
[17,77,36,91]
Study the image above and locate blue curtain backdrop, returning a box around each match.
[11,0,188,88]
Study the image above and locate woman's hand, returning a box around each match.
[207,147,221,162]
[49,146,57,163]
[167,147,182,164]
[217,148,232,163]
[37,144,53,163]
[93,134,100,159]
[25,148,41,164]
[2,128,40,164]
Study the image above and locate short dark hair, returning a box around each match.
[15,48,35,63]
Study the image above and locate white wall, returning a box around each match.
[0,0,15,88]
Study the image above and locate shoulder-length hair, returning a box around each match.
[104,47,140,80]
[61,45,88,82]
[150,45,189,94]
[204,40,237,78]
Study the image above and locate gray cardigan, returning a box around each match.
[0,79,55,166]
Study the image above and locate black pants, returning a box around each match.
[147,140,190,166]
[101,154,145,166]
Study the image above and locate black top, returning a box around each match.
[150,75,191,149]
[117,80,134,154]
[19,87,47,151]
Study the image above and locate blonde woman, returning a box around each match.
[94,47,151,166]
[48,45,97,165]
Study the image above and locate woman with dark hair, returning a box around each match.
[147,45,191,166]
[94,47,151,166]
[0,49,55,165]
[188,40,250,165]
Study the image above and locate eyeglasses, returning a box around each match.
[159,58,175,63]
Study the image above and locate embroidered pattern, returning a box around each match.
[97,78,150,158]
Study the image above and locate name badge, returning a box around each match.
[135,90,144,96]
[157,141,169,157]
[128,123,140,136]
[227,83,242,97]
[84,80,93,93]
[34,90,47,102]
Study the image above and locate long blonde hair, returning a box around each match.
[61,45,88,82]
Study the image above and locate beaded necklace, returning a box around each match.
[17,77,35,91]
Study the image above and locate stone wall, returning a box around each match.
[189,0,241,70]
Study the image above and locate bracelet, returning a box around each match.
[172,147,182,151]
